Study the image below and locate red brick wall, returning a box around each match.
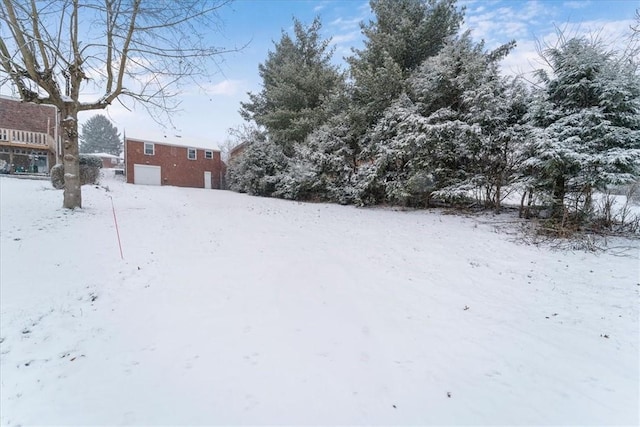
[0,96,58,139]
[125,138,223,189]
[229,141,248,161]
[0,97,60,172]
[96,156,119,169]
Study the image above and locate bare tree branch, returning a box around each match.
[0,0,239,208]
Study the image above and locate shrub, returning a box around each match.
[50,164,65,189]
[79,155,101,185]
[79,154,103,168]
[50,155,101,189]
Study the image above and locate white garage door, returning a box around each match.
[133,164,161,185]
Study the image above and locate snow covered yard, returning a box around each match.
[0,174,638,426]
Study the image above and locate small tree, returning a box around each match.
[0,0,234,208]
[227,139,289,197]
[240,17,343,156]
[80,114,121,155]
[347,0,464,132]
[355,33,530,210]
[529,36,640,221]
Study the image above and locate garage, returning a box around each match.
[133,164,161,185]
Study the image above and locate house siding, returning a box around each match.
[82,153,122,169]
[0,97,58,138]
[0,96,59,172]
[125,138,223,189]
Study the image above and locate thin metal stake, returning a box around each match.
[110,196,124,260]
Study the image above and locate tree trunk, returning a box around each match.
[60,104,82,209]
[583,184,592,216]
[552,175,565,218]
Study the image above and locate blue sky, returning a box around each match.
[75,0,640,149]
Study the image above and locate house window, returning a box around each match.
[187,148,197,160]
[205,150,213,159]
[144,142,154,155]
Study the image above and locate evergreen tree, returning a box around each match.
[286,110,358,203]
[454,46,531,211]
[240,17,343,156]
[355,33,530,209]
[347,0,464,130]
[227,138,289,197]
[528,37,640,219]
[80,114,122,156]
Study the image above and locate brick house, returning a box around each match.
[82,152,123,169]
[125,137,223,189]
[229,141,248,161]
[0,95,60,173]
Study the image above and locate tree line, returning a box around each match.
[227,0,640,232]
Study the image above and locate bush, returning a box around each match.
[50,155,101,189]
[226,140,289,197]
[80,155,101,185]
[79,155,103,168]
[50,164,65,189]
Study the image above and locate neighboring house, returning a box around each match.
[0,95,60,173]
[228,141,248,163]
[82,152,123,169]
[125,137,223,189]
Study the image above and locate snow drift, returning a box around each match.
[1,174,638,425]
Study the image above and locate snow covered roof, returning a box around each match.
[81,152,122,159]
[126,135,220,152]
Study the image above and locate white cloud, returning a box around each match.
[499,18,637,79]
[313,1,329,12]
[521,0,553,21]
[357,1,370,13]
[202,79,245,97]
[331,30,360,45]
[564,1,591,9]
[462,0,637,80]
[499,39,549,78]
[329,17,362,31]
[536,19,636,52]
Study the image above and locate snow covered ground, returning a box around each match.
[1,173,638,426]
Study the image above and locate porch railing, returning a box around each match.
[0,127,55,149]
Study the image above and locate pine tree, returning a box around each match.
[239,17,343,156]
[355,33,530,209]
[347,0,464,130]
[80,114,122,156]
[287,109,358,203]
[528,36,640,219]
[227,138,289,197]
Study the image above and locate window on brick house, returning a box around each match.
[144,142,154,155]
[188,148,197,160]
[205,150,213,159]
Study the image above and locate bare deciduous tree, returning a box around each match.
[0,0,234,208]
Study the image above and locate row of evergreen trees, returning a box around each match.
[227,0,640,224]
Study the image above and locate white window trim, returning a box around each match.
[187,148,197,160]
[144,142,155,155]
[205,150,213,159]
